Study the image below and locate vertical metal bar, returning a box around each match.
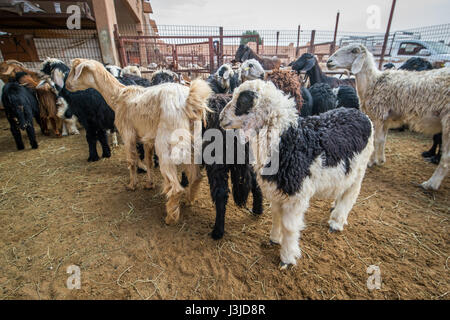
[172,44,178,71]
[114,24,126,67]
[379,0,397,70]
[256,35,260,54]
[309,30,316,54]
[331,11,340,54]
[296,25,301,57]
[208,37,215,73]
[275,31,280,55]
[219,26,224,66]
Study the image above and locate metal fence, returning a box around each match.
[117,23,450,73]
[0,28,102,71]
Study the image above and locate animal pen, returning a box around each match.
[114,23,450,75]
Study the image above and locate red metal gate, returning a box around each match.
[114,25,260,74]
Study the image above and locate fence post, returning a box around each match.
[114,24,126,67]
[276,31,280,55]
[309,30,316,54]
[219,27,224,66]
[331,11,340,54]
[208,37,215,73]
[379,0,397,70]
[172,44,178,71]
[256,35,260,54]
[296,25,301,57]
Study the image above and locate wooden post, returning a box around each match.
[309,30,316,54]
[296,25,301,57]
[331,11,340,54]
[379,0,397,70]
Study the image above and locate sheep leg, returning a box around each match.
[279,199,308,269]
[124,136,139,191]
[86,128,100,162]
[421,129,448,191]
[270,202,282,245]
[40,117,50,136]
[251,172,263,215]
[50,117,61,137]
[143,143,155,190]
[160,162,184,225]
[184,163,203,205]
[369,122,388,167]
[62,123,69,136]
[25,124,38,149]
[208,167,230,240]
[98,129,111,158]
[422,133,440,159]
[7,117,24,150]
[328,173,364,232]
[66,117,80,135]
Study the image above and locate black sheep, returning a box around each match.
[41,60,115,162]
[291,53,356,88]
[308,83,337,116]
[2,75,43,150]
[399,57,433,71]
[204,94,263,239]
[334,86,360,110]
[300,87,313,117]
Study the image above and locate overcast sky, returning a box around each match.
[151,0,450,32]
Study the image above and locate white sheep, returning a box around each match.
[327,44,449,190]
[65,59,212,225]
[220,80,374,268]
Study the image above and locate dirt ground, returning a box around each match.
[0,115,448,300]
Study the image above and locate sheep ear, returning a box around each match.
[242,50,251,61]
[302,58,316,72]
[351,53,365,74]
[73,62,90,81]
[2,65,15,76]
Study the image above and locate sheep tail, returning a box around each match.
[184,79,213,125]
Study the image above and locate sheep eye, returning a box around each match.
[352,48,360,54]
[249,64,253,68]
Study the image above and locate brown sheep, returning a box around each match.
[0,61,62,136]
[234,45,282,71]
[265,70,303,113]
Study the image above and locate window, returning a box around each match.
[398,42,425,56]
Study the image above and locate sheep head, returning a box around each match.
[214,64,234,90]
[220,79,297,142]
[327,44,369,74]
[240,59,265,82]
[235,45,252,62]
[66,58,98,92]
[291,53,317,73]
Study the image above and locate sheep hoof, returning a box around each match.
[210,229,224,240]
[88,155,100,162]
[125,184,136,192]
[329,227,339,233]
[279,262,291,271]
[420,181,438,191]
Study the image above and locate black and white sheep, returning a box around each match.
[291,53,356,88]
[204,94,263,239]
[41,59,115,162]
[2,75,43,150]
[207,64,241,94]
[219,80,374,268]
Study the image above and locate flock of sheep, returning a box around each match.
[0,43,448,269]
